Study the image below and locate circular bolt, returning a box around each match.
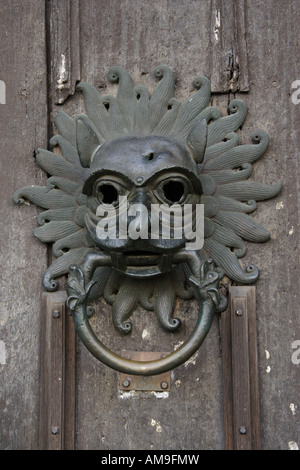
[52,310,60,318]
[122,379,130,388]
[51,426,59,435]
[236,309,243,316]
[160,381,168,390]
[239,426,247,435]
[87,306,95,318]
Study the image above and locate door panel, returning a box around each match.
[75,0,224,450]
[1,0,299,451]
[237,0,300,449]
[0,0,48,449]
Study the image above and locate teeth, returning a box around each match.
[110,252,127,271]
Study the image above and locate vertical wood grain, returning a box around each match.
[47,0,81,105]
[210,0,249,93]
[39,292,76,450]
[0,0,48,449]
[222,286,261,450]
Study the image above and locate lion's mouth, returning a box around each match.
[111,250,175,278]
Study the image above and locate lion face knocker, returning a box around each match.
[83,134,203,273]
[13,65,282,375]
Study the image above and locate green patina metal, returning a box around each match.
[13,65,281,375]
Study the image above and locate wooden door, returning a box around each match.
[1,0,299,451]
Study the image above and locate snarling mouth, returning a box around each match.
[110,250,176,278]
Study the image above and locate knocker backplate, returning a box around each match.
[119,352,171,391]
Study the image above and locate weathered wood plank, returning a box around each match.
[237,0,300,450]
[75,0,225,451]
[222,287,260,450]
[231,295,252,450]
[39,292,76,450]
[78,0,212,92]
[47,0,81,105]
[210,0,249,93]
[0,0,48,449]
[39,293,65,450]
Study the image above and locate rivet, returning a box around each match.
[239,426,247,434]
[136,176,144,184]
[122,379,130,388]
[51,426,59,435]
[52,310,60,318]
[160,381,168,390]
[236,309,243,316]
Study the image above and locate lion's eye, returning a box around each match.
[162,180,185,203]
[96,183,119,205]
[155,178,189,204]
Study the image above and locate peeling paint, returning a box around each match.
[119,390,137,399]
[151,391,169,399]
[0,340,6,364]
[289,403,297,415]
[57,53,68,89]
[151,419,162,432]
[174,341,198,366]
[142,329,150,340]
[0,80,6,104]
[288,441,299,450]
[118,390,169,399]
[289,226,294,235]
[184,351,198,367]
[174,340,184,350]
[276,201,284,210]
[214,9,221,42]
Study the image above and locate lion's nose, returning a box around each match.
[127,188,151,237]
[130,187,150,205]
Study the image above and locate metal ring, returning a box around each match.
[71,297,215,376]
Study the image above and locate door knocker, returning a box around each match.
[13,65,282,375]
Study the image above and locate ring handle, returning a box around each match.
[72,295,215,376]
[66,258,227,376]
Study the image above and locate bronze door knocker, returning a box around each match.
[13,65,281,375]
